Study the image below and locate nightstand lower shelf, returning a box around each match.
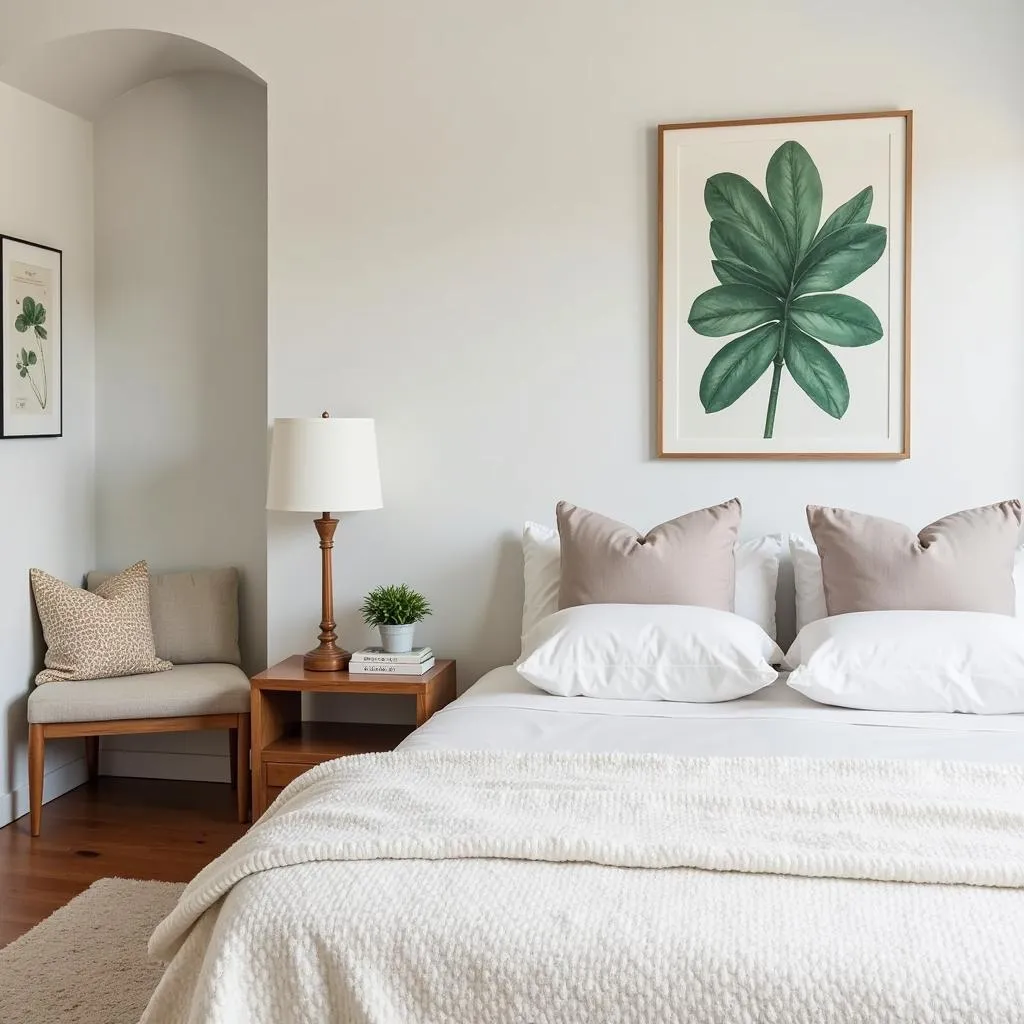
[261,722,414,806]
[264,721,414,761]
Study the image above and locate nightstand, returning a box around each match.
[249,655,457,818]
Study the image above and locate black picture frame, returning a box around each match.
[1,234,63,439]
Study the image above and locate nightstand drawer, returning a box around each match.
[265,762,308,789]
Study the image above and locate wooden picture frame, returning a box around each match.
[1,235,63,439]
[657,110,912,460]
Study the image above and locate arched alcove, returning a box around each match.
[0,30,267,794]
[0,28,264,119]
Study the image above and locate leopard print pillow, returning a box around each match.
[30,561,173,684]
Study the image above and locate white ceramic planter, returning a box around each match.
[379,623,416,654]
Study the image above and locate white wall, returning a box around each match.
[260,0,1024,693]
[0,82,94,825]
[93,72,267,780]
[0,0,1021,727]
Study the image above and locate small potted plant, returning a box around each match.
[360,583,432,654]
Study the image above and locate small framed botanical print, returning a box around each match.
[1,235,62,439]
[658,110,911,459]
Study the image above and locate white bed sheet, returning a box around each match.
[400,665,1024,763]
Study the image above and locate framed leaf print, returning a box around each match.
[1,235,62,438]
[657,110,911,459]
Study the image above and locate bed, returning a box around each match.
[403,665,1024,762]
[141,668,1024,1024]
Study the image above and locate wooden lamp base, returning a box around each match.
[303,644,351,673]
[304,512,351,672]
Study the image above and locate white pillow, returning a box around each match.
[785,610,1024,713]
[522,521,561,638]
[516,603,782,701]
[735,535,784,638]
[789,534,1024,631]
[789,534,828,632]
[522,523,783,642]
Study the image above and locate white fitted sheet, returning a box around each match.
[400,665,1024,763]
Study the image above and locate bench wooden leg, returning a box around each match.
[29,724,45,837]
[85,736,99,781]
[228,728,238,790]
[235,715,251,823]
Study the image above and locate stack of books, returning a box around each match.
[348,646,435,675]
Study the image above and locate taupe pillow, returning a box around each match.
[30,561,173,684]
[807,500,1023,616]
[87,567,240,666]
[556,498,741,611]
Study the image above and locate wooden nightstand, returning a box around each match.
[249,655,457,818]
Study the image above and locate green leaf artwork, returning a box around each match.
[13,293,49,410]
[688,142,886,438]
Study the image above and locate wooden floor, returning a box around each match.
[0,777,246,947]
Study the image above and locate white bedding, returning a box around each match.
[400,665,1024,762]
[142,665,1024,1023]
[143,750,1024,1024]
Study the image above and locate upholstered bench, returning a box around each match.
[27,567,251,836]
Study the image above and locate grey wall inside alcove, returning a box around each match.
[94,71,267,780]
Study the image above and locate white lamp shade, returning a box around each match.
[266,417,383,512]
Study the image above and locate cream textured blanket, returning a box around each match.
[144,751,1024,1023]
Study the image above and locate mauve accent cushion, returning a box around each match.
[556,498,741,611]
[807,500,1023,616]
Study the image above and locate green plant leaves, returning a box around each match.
[699,322,780,413]
[704,173,791,270]
[790,293,882,347]
[691,141,886,431]
[815,186,872,243]
[360,583,432,627]
[784,326,850,418]
[794,223,886,295]
[15,345,38,377]
[766,141,822,262]
[688,284,781,337]
[711,260,779,293]
[15,295,46,334]
[709,220,789,294]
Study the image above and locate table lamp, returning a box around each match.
[266,413,383,671]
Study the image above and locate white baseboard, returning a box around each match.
[1,756,90,829]
[100,750,230,784]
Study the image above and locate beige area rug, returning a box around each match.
[0,878,183,1024]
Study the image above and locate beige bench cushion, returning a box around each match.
[27,663,250,724]
[87,567,240,666]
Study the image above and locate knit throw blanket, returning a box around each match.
[143,751,1024,1023]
